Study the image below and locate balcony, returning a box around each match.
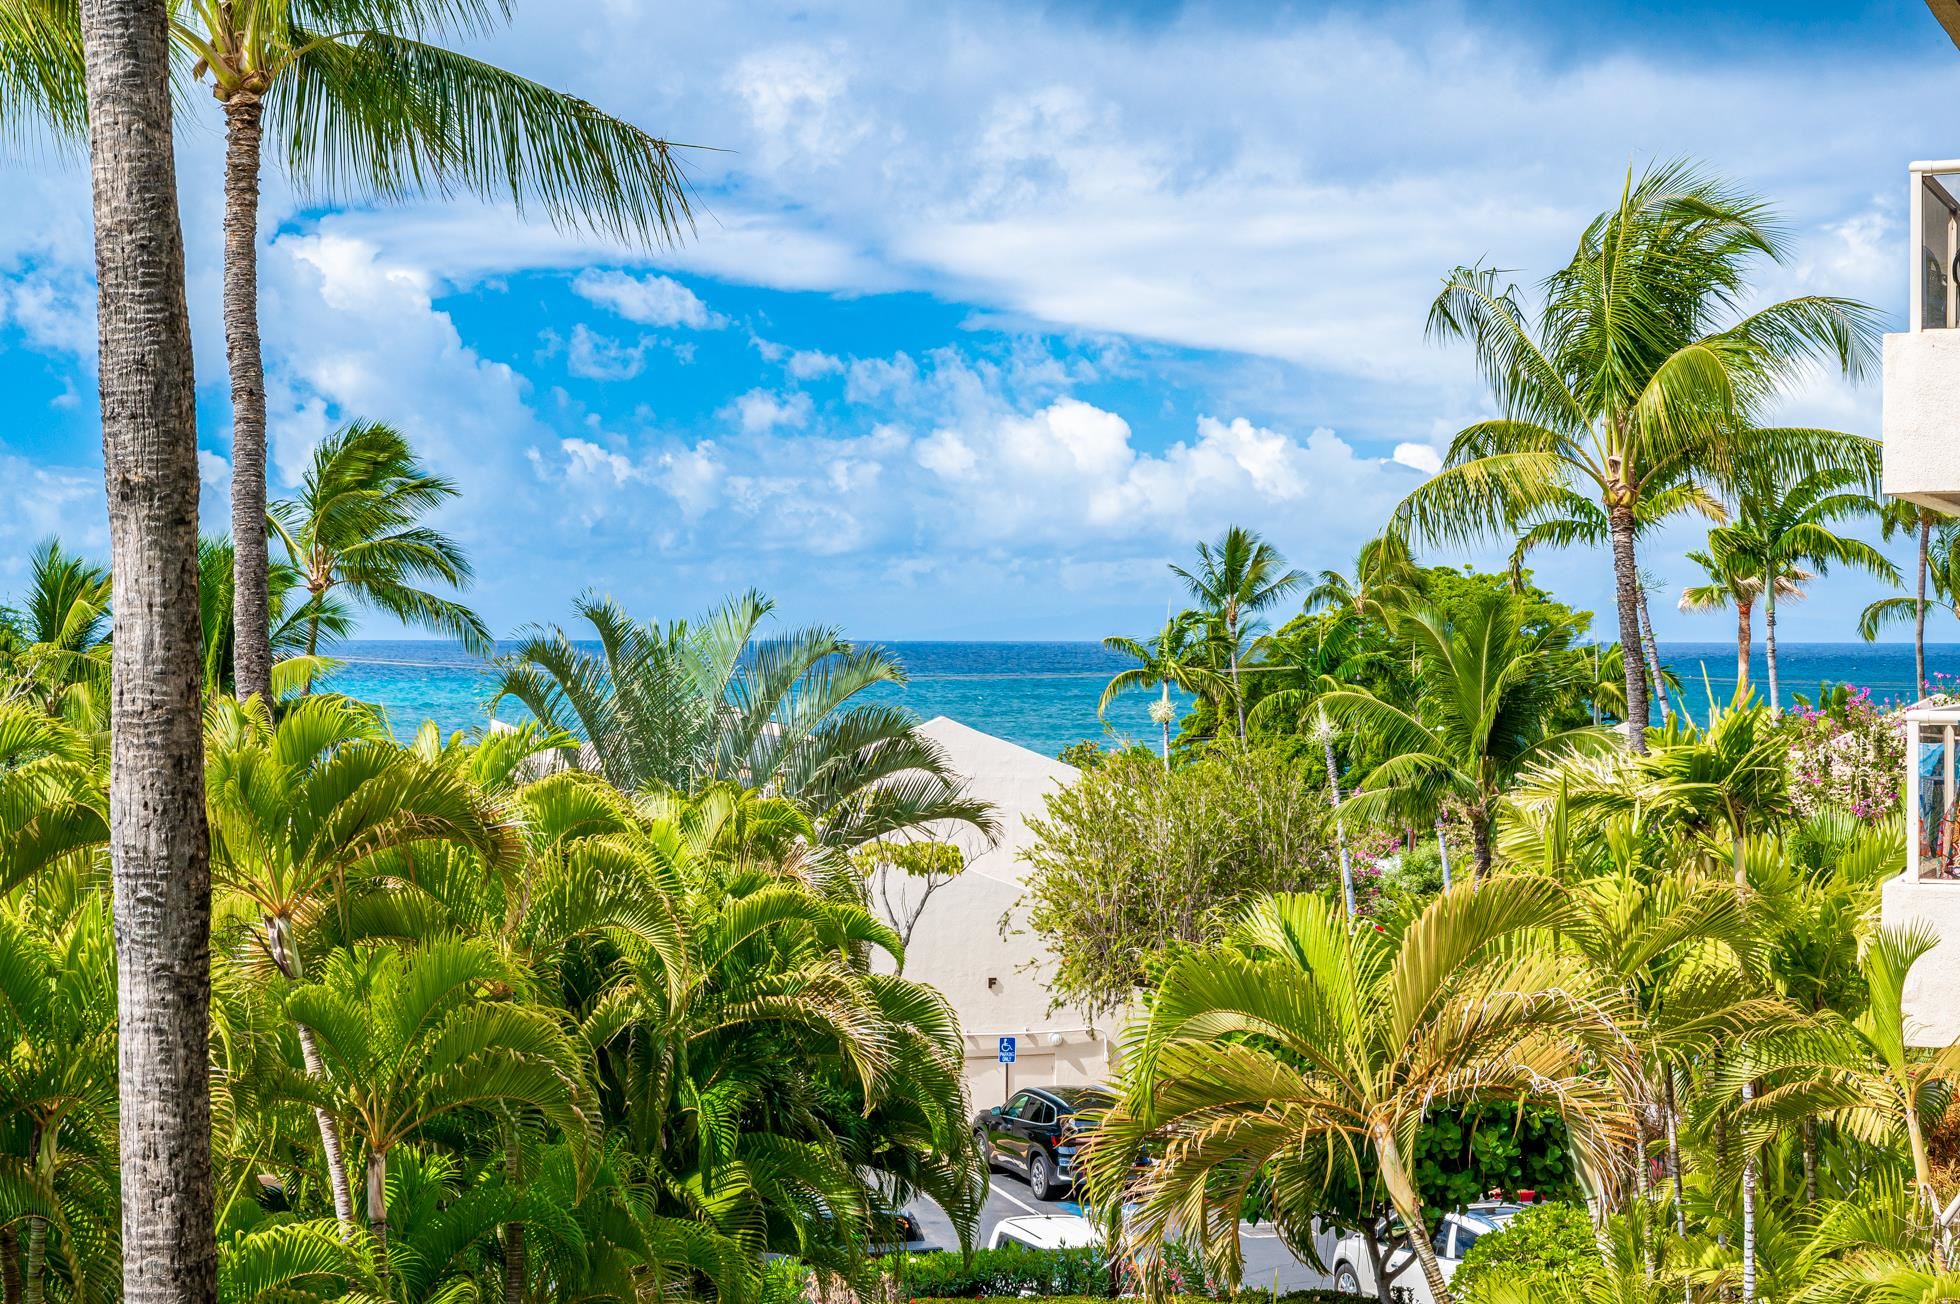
[1881,163,1960,514]
[1880,701,1960,1045]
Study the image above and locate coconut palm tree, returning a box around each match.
[270,419,491,662]
[1097,614,1224,768]
[0,1,695,705]
[1705,454,1895,716]
[1392,162,1881,753]
[1081,885,1637,1304]
[491,591,995,850]
[1679,546,1809,696]
[1304,532,1420,622]
[1170,526,1305,739]
[71,4,216,1300]
[1862,519,1960,692]
[1318,591,1612,881]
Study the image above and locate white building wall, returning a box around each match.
[1882,330,1960,514]
[872,718,1120,1106]
[1882,874,1960,1046]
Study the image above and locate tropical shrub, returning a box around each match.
[899,1246,1109,1298]
[1448,1204,1599,1303]
[1410,1111,1577,1219]
[1779,684,1909,820]
[1019,746,1338,1014]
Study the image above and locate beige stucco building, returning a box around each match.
[870,717,1120,1105]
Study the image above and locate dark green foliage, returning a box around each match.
[1447,1202,1599,1302]
[1411,1110,1576,1221]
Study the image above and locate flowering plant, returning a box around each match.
[1778,683,1955,820]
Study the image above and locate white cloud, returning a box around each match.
[565,324,650,381]
[573,269,721,328]
[786,349,844,379]
[728,388,813,434]
[1392,442,1443,475]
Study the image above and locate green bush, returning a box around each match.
[911,1295,1367,1304]
[1448,1203,1600,1303]
[898,1246,1109,1298]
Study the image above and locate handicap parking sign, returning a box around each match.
[998,1035,1016,1063]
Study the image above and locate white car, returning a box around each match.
[987,1213,1102,1251]
[1329,1202,1525,1301]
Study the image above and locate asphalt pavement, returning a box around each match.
[907,1156,1336,1293]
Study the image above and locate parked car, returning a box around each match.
[987,1213,1102,1251]
[972,1085,1113,1200]
[1329,1202,1526,1302]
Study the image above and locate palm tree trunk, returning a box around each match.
[504,1142,526,1304]
[1764,584,1782,719]
[1375,1129,1454,1304]
[1608,504,1650,752]
[79,5,219,1303]
[1919,518,1932,699]
[1434,818,1452,891]
[222,93,273,705]
[1909,1099,1950,1272]
[1639,582,1673,723]
[19,1219,42,1304]
[367,1147,391,1271]
[1321,727,1355,918]
[2,1226,20,1304]
[266,920,356,1225]
[1736,597,1753,696]
[1468,810,1492,883]
[1228,616,1246,741]
[1801,1117,1817,1205]
[1665,1075,1687,1239]
[1159,682,1172,772]
[1741,1081,1757,1303]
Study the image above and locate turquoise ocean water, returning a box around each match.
[322,639,1960,759]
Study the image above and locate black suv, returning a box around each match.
[972,1085,1112,1200]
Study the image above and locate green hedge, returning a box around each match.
[1448,1203,1598,1303]
[898,1246,1109,1298]
[912,1296,1364,1304]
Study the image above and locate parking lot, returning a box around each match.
[907,1165,1336,1292]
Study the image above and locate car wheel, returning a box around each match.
[1333,1264,1360,1295]
[1028,1149,1059,1201]
[974,1129,994,1170]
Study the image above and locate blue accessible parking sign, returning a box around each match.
[998,1035,1016,1063]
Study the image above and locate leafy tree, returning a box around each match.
[270,420,491,662]
[1393,161,1880,751]
[1019,747,1337,1015]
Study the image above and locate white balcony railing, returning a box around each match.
[1910,162,1960,331]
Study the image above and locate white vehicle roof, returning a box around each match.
[987,1214,1101,1250]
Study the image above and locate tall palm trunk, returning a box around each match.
[1735,596,1753,694]
[1908,1097,1950,1272]
[1320,724,1355,918]
[267,920,356,1224]
[1764,582,1782,719]
[78,4,219,1303]
[1607,503,1649,752]
[1639,581,1673,723]
[1434,818,1452,891]
[1665,1074,1687,1238]
[367,1147,391,1273]
[1918,518,1932,698]
[504,1140,526,1304]
[1227,609,1246,741]
[19,1217,42,1304]
[223,93,273,704]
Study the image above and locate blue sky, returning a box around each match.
[0,0,1954,641]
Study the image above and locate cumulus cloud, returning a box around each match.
[573,269,722,328]
[565,324,651,381]
[728,388,814,434]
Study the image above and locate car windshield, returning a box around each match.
[1050,1087,1113,1113]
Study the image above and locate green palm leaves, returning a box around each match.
[1087,883,1635,1303]
[491,591,995,850]
[270,420,491,659]
[1171,526,1304,740]
[1097,614,1222,766]
[1397,161,1881,748]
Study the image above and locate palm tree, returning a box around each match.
[1392,162,1881,752]
[195,535,350,701]
[1170,526,1305,739]
[1875,500,1951,698]
[491,591,996,849]
[1679,546,1809,696]
[1319,591,1611,881]
[72,4,217,1301]
[1862,519,1960,692]
[284,939,594,1270]
[1097,614,1224,768]
[0,539,111,723]
[0,1,695,705]
[1305,532,1420,622]
[203,693,519,1225]
[1706,454,1896,716]
[270,420,491,662]
[1736,924,1960,1270]
[1637,701,1793,887]
[1081,885,1636,1304]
